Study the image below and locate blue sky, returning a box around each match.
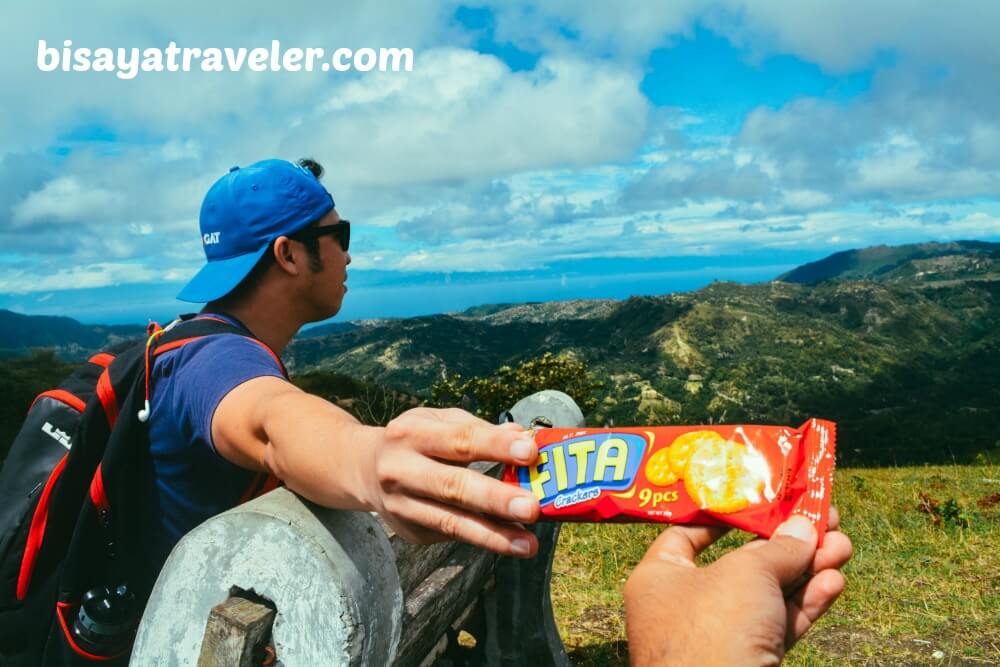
[1,2,999,324]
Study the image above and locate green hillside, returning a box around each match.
[778,240,999,284]
[0,309,143,360]
[2,242,998,465]
[0,351,78,459]
[284,245,1000,465]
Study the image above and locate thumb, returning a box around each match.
[744,515,818,590]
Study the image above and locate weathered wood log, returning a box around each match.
[393,542,497,666]
[385,526,461,595]
[197,596,275,667]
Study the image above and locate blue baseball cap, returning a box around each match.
[177,159,335,303]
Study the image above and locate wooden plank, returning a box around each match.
[375,512,460,595]
[197,596,275,667]
[392,539,460,595]
[416,634,449,667]
[393,543,497,666]
[451,591,485,635]
[414,593,485,667]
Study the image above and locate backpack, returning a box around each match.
[0,315,284,665]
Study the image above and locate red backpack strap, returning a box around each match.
[31,389,86,413]
[238,471,284,504]
[88,352,115,368]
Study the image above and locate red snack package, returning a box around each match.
[503,419,835,542]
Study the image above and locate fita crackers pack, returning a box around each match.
[503,419,836,541]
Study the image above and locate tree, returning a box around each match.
[291,371,418,426]
[0,350,77,463]
[431,351,600,421]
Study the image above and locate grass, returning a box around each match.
[550,464,1000,666]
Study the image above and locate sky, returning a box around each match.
[1,1,999,324]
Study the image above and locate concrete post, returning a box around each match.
[131,489,402,666]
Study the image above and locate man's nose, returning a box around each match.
[345,252,352,265]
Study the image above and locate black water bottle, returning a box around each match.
[71,584,137,656]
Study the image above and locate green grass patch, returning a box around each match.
[551,464,1000,665]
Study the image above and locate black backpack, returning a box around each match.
[0,315,283,665]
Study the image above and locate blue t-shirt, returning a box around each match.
[139,316,285,573]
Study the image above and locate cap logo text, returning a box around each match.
[203,232,221,245]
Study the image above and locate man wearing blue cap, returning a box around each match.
[144,158,543,572]
[149,159,853,666]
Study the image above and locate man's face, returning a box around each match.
[305,208,351,318]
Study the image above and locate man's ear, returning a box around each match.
[272,236,301,276]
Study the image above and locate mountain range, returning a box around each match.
[2,240,997,465]
[0,310,143,358]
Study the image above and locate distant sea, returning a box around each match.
[0,252,815,326]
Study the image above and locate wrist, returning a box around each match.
[358,425,387,513]
[625,573,728,667]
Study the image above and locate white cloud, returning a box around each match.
[12,177,122,224]
[351,195,1000,272]
[738,80,1000,203]
[0,2,449,150]
[0,262,159,294]
[780,189,832,210]
[281,48,648,187]
[853,139,936,194]
[716,1,1000,74]
[969,123,1000,168]
[159,139,202,162]
[493,1,1000,75]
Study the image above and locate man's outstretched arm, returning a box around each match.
[211,376,543,557]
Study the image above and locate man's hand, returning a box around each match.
[367,407,542,558]
[624,508,853,666]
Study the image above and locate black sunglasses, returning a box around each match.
[291,220,350,252]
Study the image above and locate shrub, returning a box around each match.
[431,351,600,422]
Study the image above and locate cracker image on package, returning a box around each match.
[502,419,836,541]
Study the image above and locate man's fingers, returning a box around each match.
[642,524,729,567]
[387,414,537,465]
[383,494,539,558]
[812,530,853,574]
[498,421,527,432]
[746,515,847,568]
[785,569,846,648]
[739,515,818,590]
[427,407,490,425]
[398,456,540,523]
[828,505,840,531]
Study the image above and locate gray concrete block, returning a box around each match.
[507,390,585,429]
[132,488,402,666]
